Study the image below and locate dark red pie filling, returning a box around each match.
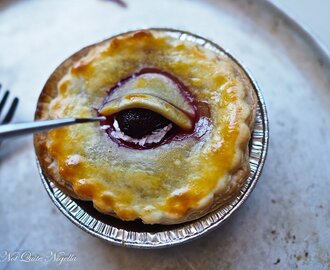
[115,108,171,139]
[98,68,210,149]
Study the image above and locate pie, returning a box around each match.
[34,29,257,224]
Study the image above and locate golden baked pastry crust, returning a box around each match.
[34,29,257,224]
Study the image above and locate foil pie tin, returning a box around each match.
[37,29,269,249]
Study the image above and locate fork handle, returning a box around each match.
[0,117,105,140]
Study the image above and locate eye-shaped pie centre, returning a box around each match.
[98,69,196,148]
[116,108,171,139]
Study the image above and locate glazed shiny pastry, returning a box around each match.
[34,29,257,224]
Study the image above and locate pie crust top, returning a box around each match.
[34,29,257,224]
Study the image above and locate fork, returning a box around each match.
[0,84,105,141]
[0,84,19,128]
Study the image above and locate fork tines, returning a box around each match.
[0,84,19,125]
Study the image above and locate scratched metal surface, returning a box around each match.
[0,0,329,269]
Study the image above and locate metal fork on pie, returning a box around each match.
[0,84,105,141]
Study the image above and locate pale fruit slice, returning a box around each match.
[108,73,195,117]
[100,94,193,130]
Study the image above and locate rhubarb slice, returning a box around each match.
[107,73,195,117]
[100,94,193,130]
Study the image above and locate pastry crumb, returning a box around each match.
[66,154,81,165]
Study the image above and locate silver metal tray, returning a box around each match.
[38,29,269,249]
[1,0,329,267]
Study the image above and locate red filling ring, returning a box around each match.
[98,68,210,150]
